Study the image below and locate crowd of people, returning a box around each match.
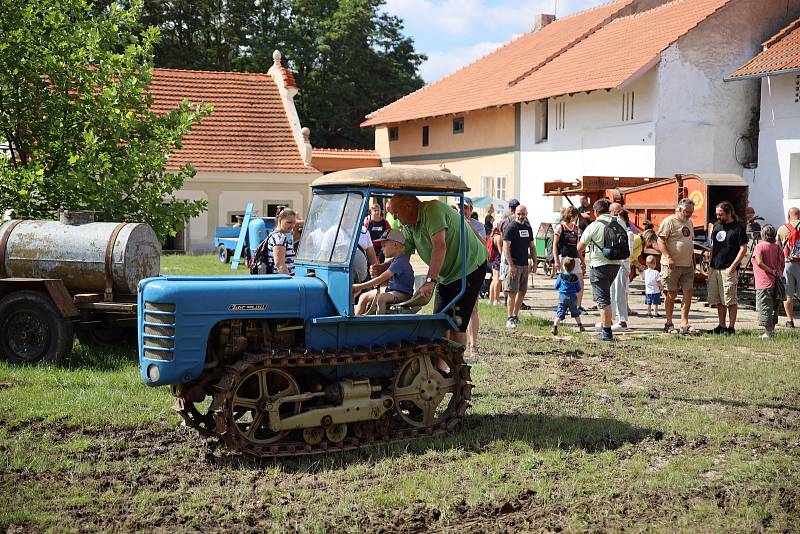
[247,193,800,351]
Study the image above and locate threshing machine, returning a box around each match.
[138,167,474,458]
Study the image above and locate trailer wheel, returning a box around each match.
[0,290,74,365]
[218,245,232,264]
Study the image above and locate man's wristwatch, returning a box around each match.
[425,276,435,284]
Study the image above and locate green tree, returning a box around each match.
[141,0,425,148]
[0,0,210,241]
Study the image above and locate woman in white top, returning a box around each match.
[553,206,587,309]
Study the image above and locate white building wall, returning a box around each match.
[651,0,795,178]
[753,73,800,226]
[520,69,658,227]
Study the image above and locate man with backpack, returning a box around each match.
[777,207,800,328]
[577,199,629,341]
[657,199,696,334]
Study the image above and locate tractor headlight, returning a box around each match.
[147,364,161,383]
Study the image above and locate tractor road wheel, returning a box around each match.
[218,245,232,264]
[0,290,74,366]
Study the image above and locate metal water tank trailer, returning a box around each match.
[0,212,161,294]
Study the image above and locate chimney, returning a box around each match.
[534,13,555,31]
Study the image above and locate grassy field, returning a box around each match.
[1,255,799,532]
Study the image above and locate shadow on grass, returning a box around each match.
[211,412,658,471]
[62,342,138,372]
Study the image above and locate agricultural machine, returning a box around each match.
[138,167,474,458]
[213,202,276,265]
[0,211,160,364]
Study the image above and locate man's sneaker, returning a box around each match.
[596,330,614,341]
[786,321,795,329]
[761,331,776,339]
[712,325,726,335]
[578,324,586,332]
[594,322,603,330]
[725,327,736,336]
[611,322,628,332]
[579,306,589,314]
[551,325,558,336]
[506,318,516,329]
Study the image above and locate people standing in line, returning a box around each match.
[460,198,487,356]
[643,255,663,317]
[606,204,635,331]
[752,225,785,338]
[267,208,298,275]
[364,203,391,262]
[777,207,800,328]
[551,257,584,335]
[553,206,587,311]
[502,204,537,329]
[657,199,697,334]
[577,199,624,341]
[707,201,748,335]
[379,194,488,346]
[577,195,593,233]
[488,222,503,306]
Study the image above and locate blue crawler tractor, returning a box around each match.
[138,167,474,457]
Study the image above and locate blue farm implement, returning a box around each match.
[139,167,474,458]
[213,202,276,267]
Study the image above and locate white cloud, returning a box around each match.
[420,41,507,82]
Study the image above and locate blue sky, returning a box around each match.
[383,0,609,82]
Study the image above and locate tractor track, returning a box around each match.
[174,339,473,458]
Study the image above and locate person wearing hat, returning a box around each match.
[353,229,415,315]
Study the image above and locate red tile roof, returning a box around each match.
[312,148,381,159]
[311,148,382,173]
[361,0,636,126]
[149,68,316,173]
[728,17,800,79]
[500,0,732,104]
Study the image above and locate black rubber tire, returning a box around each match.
[218,245,232,264]
[0,290,74,366]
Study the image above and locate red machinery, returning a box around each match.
[544,174,749,238]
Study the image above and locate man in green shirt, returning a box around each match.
[373,194,488,345]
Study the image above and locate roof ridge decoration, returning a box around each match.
[764,16,800,47]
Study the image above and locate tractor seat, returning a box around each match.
[388,275,435,314]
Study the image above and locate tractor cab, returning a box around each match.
[294,167,471,349]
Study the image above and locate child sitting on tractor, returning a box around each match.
[353,229,414,315]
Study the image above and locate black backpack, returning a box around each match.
[248,233,275,275]
[597,219,630,261]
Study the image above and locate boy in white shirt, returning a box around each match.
[643,255,663,318]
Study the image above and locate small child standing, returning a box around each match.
[643,255,663,318]
[552,257,584,335]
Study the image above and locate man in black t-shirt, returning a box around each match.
[502,205,537,329]
[577,195,592,232]
[708,201,748,335]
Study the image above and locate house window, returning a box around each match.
[795,75,799,103]
[264,201,292,217]
[554,101,566,130]
[496,176,507,199]
[535,100,548,143]
[453,117,464,134]
[481,176,494,197]
[789,153,800,198]
[389,126,399,141]
[622,91,635,121]
[422,125,429,147]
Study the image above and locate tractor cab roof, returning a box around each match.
[311,166,469,193]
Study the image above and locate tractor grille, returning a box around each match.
[142,302,176,361]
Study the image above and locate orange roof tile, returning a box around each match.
[312,148,381,159]
[500,0,732,104]
[361,0,636,126]
[149,68,316,174]
[728,17,800,79]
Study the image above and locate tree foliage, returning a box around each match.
[0,0,210,241]
[141,0,425,148]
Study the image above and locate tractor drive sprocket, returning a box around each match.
[206,339,472,458]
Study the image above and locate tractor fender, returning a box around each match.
[0,278,79,317]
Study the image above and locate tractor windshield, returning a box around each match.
[296,192,364,264]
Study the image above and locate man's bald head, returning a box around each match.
[389,194,420,225]
[610,202,623,216]
[789,207,800,221]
